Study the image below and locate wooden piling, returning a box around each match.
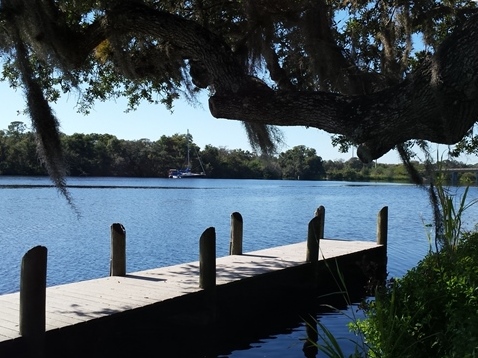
[376,206,388,247]
[307,206,325,263]
[315,205,325,241]
[376,206,389,284]
[110,223,126,276]
[229,212,243,255]
[20,246,47,358]
[199,227,216,290]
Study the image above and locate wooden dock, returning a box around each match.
[0,208,388,357]
[0,239,384,356]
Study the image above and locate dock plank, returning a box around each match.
[48,285,144,307]
[49,284,155,306]
[0,326,19,341]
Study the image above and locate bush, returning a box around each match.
[356,232,478,357]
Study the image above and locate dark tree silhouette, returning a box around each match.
[1,0,477,188]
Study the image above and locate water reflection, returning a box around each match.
[220,302,365,358]
[42,301,364,357]
[302,314,318,358]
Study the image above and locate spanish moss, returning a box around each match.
[11,24,77,213]
[242,122,283,155]
[398,142,445,252]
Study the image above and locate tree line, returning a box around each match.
[1,121,476,183]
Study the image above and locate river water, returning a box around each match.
[1,177,477,356]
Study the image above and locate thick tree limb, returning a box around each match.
[210,14,478,161]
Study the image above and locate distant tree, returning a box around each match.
[0,121,470,183]
[345,157,366,171]
[63,133,98,175]
[323,159,345,174]
[279,145,325,180]
[261,157,282,180]
[6,121,28,137]
[0,122,44,175]
[223,149,257,178]
[200,145,222,178]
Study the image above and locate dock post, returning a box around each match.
[307,206,324,290]
[20,246,47,358]
[376,207,388,284]
[315,205,325,240]
[377,206,388,247]
[199,227,216,290]
[307,206,325,263]
[229,212,243,255]
[110,223,126,276]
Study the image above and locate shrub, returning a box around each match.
[356,232,478,357]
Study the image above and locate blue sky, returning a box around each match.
[1,80,474,165]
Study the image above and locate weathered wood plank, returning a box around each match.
[0,312,19,330]
[60,277,199,300]
[0,326,20,341]
[48,284,154,305]
[45,295,126,320]
[0,305,59,332]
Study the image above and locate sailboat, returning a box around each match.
[168,130,206,178]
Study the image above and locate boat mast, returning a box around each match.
[186,129,190,169]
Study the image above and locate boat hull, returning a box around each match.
[178,173,206,178]
[168,169,206,179]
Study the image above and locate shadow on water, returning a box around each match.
[29,284,366,358]
[39,299,360,358]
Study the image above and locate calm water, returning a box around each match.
[1,177,477,356]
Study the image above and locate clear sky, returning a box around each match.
[1,81,475,165]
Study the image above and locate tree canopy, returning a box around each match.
[1,0,478,187]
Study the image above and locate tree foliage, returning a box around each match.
[278,145,326,180]
[0,0,478,189]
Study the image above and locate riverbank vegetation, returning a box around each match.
[354,199,478,358]
[1,122,477,183]
[355,231,478,358]
[322,183,478,357]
